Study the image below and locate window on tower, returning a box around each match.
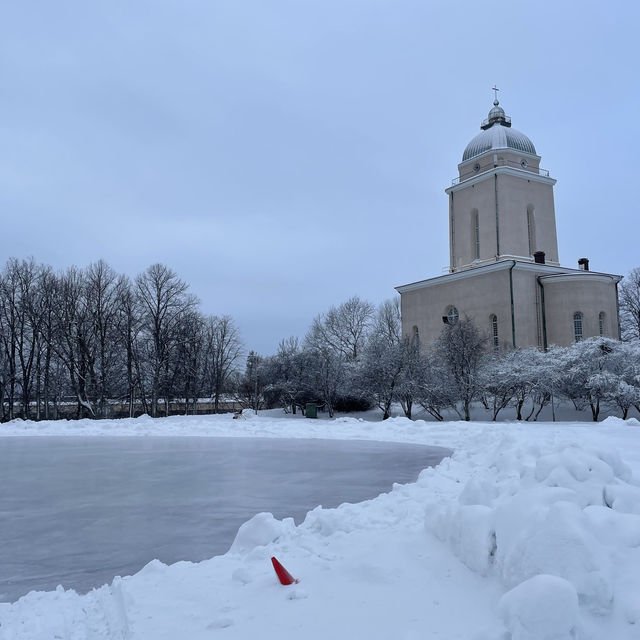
[526,205,536,256]
[573,312,584,343]
[490,314,499,350]
[471,209,480,260]
[599,312,605,336]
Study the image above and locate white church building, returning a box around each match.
[396,95,621,350]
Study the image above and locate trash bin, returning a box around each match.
[305,403,317,419]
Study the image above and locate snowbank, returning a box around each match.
[426,437,640,628]
[1,413,640,639]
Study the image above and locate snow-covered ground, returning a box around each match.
[1,412,639,640]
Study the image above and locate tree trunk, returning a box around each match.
[43,343,51,420]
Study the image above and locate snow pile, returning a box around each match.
[229,512,295,555]
[499,574,579,640]
[426,435,640,635]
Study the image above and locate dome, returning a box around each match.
[462,100,536,162]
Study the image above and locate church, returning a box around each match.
[396,93,622,350]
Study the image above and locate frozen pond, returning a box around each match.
[0,436,451,602]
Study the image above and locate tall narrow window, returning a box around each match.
[599,312,605,336]
[573,312,583,342]
[471,209,480,260]
[490,314,499,350]
[527,205,536,256]
[412,325,420,346]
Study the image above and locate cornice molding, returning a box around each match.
[396,260,621,294]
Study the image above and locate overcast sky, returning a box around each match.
[1,1,639,354]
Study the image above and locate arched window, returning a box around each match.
[573,312,583,343]
[599,312,605,336]
[526,205,536,256]
[490,314,499,350]
[446,306,459,325]
[471,209,480,260]
[411,325,420,346]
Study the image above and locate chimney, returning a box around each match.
[533,251,546,264]
[578,257,589,271]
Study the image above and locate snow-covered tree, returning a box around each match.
[484,348,559,421]
[603,340,640,419]
[620,267,640,341]
[261,337,310,414]
[480,355,516,421]
[395,335,422,419]
[413,349,455,421]
[555,338,623,421]
[433,318,487,421]
[235,351,267,414]
[357,300,404,419]
[302,341,347,419]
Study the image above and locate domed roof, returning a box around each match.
[462,100,536,162]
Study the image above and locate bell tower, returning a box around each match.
[445,93,559,272]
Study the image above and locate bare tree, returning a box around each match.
[44,267,97,417]
[0,259,51,419]
[172,310,205,415]
[235,351,266,414]
[307,295,374,362]
[0,261,20,420]
[85,260,129,417]
[135,264,197,418]
[112,277,145,417]
[202,315,243,413]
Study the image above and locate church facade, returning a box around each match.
[396,97,621,350]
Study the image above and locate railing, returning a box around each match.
[451,160,550,186]
[481,114,511,128]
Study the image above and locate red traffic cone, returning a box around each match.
[271,556,299,585]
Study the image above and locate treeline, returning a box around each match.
[240,297,640,422]
[2,257,640,423]
[0,258,242,420]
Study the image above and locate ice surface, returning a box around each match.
[0,435,448,601]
